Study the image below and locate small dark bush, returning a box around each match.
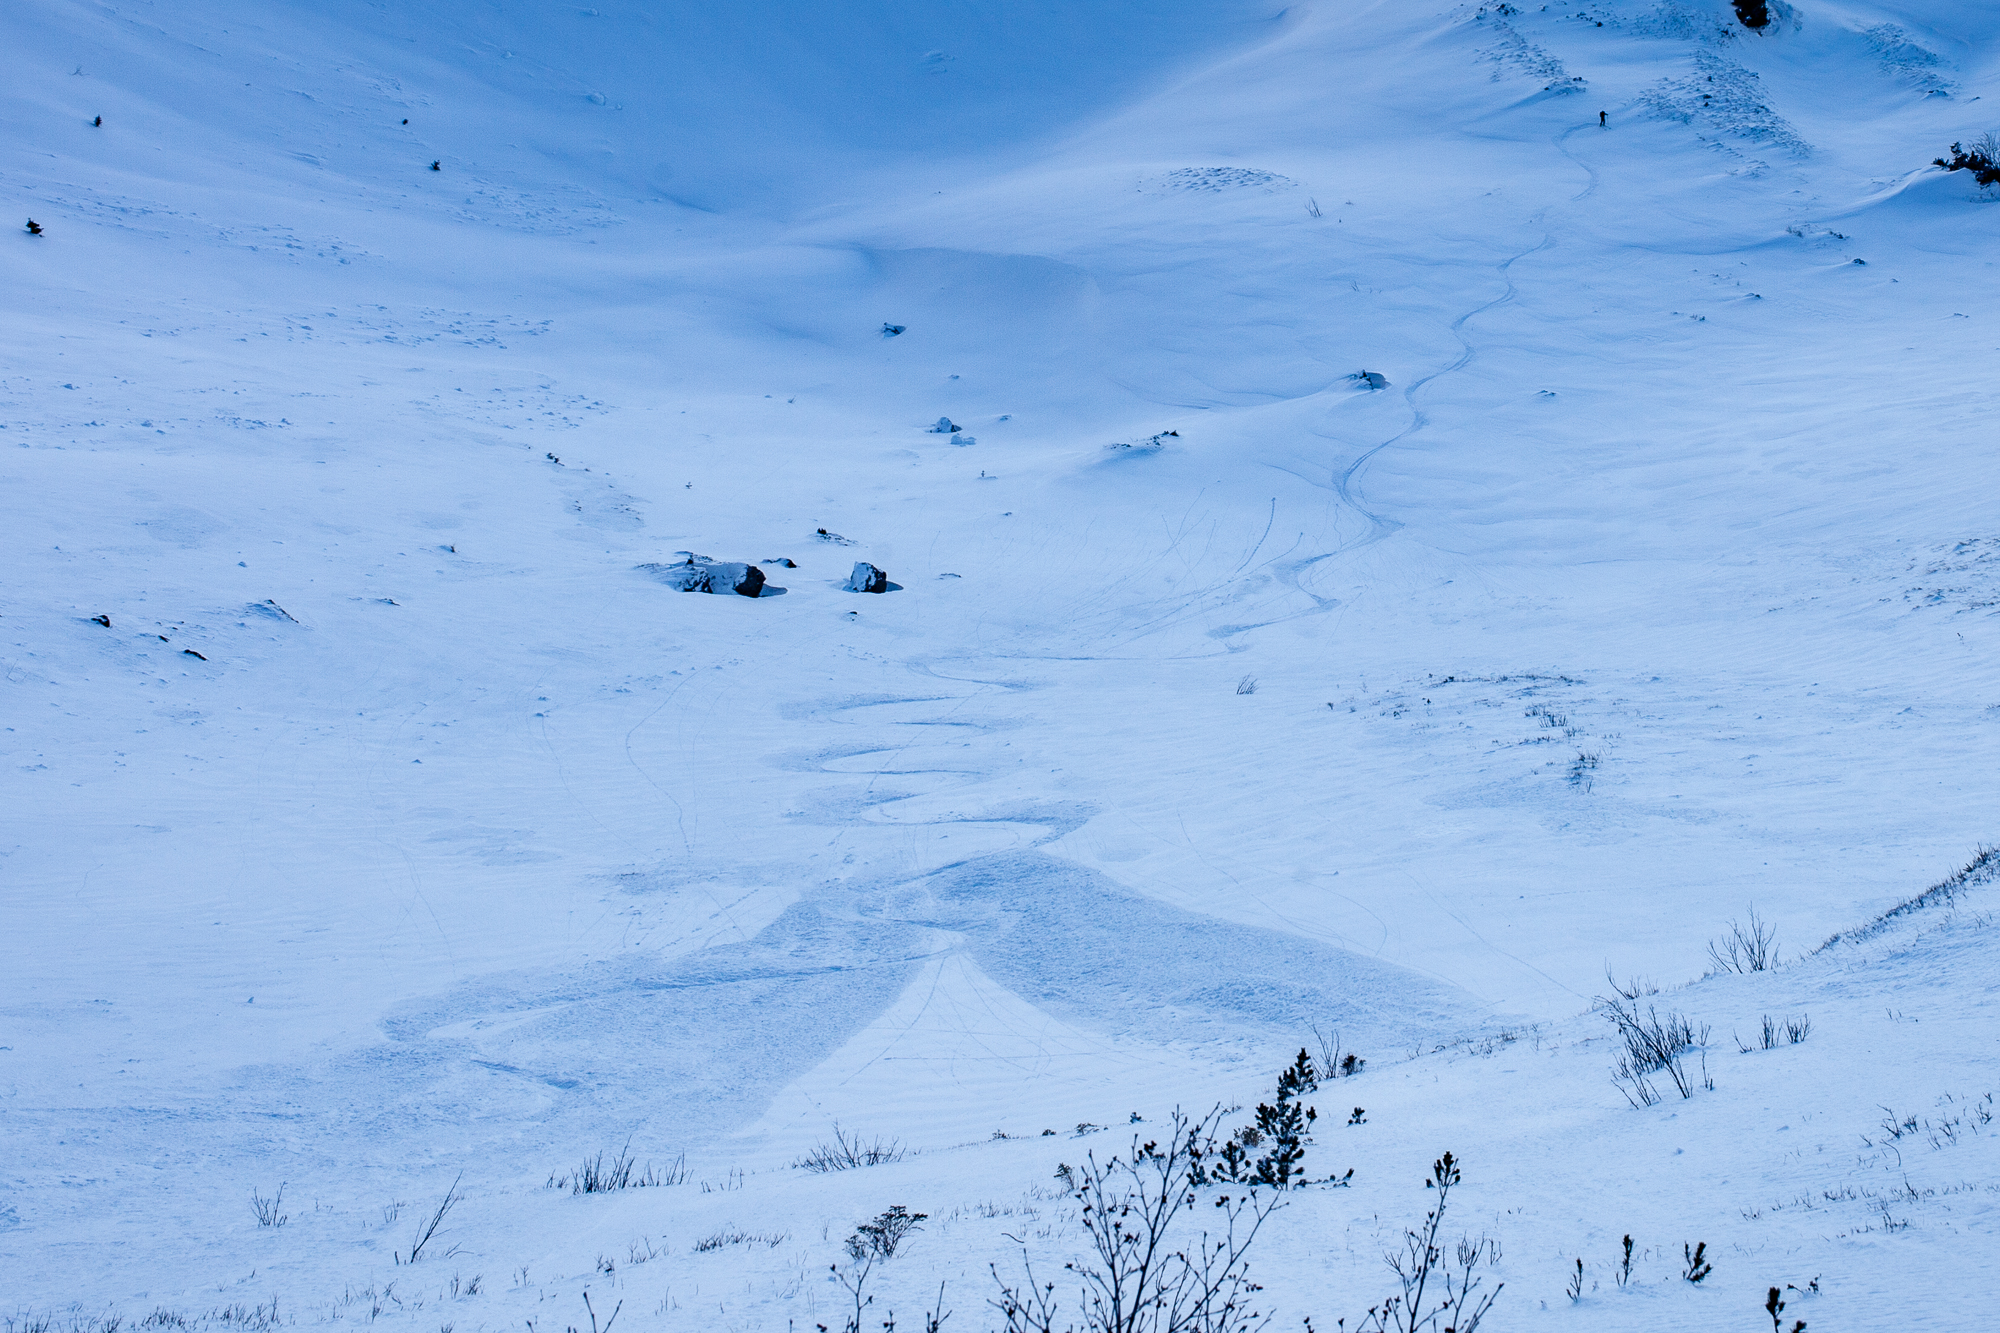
[1732,0,1769,29]
[1191,1050,1324,1188]
[846,1205,926,1262]
[1934,137,2000,188]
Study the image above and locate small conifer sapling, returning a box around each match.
[1682,1241,1711,1284]
[1766,1285,1804,1333]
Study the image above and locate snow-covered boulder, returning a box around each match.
[639,555,766,597]
[845,561,889,593]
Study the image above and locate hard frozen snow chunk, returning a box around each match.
[1161,167,1294,192]
[1349,370,1389,391]
[845,562,889,593]
[1108,430,1178,452]
[639,555,766,597]
[1638,52,1807,154]
[929,417,962,434]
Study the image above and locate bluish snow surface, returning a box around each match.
[3,0,1998,1327]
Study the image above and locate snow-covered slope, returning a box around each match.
[4,0,1999,1327]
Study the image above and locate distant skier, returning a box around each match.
[1599,110,1607,127]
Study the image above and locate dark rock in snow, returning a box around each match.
[91,614,110,627]
[763,557,797,568]
[1351,370,1389,390]
[845,562,889,593]
[882,323,906,337]
[816,527,855,545]
[640,555,766,597]
[929,417,962,433]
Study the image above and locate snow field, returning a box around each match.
[4,0,2000,1327]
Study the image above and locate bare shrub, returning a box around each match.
[1348,1153,1501,1333]
[1707,908,1777,974]
[1819,846,2000,950]
[250,1184,288,1228]
[1599,999,1709,1103]
[1309,1027,1365,1082]
[692,1230,786,1253]
[1602,969,1657,1001]
[548,1139,684,1194]
[402,1176,463,1264]
[794,1125,906,1173]
[579,1292,618,1333]
[990,1108,1279,1333]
